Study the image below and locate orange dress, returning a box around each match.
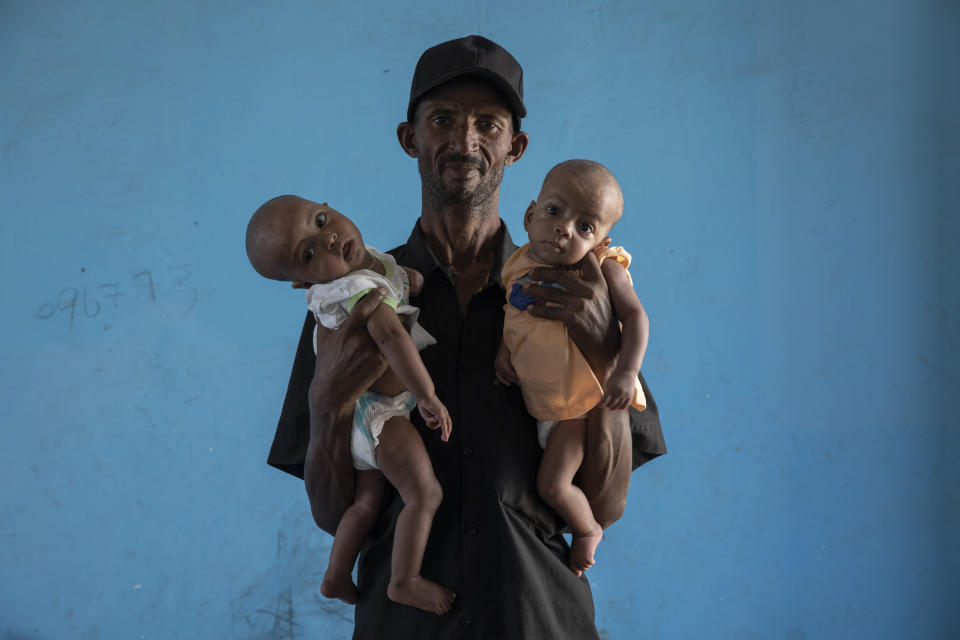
[501,243,646,421]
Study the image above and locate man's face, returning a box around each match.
[523,166,622,266]
[409,76,520,209]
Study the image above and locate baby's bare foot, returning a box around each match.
[320,571,359,604]
[569,528,603,576]
[387,576,456,615]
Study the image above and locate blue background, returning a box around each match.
[2,1,957,638]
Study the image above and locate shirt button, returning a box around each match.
[461,363,472,375]
[463,446,473,456]
[466,522,479,535]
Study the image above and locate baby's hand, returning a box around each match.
[418,395,452,442]
[598,368,635,410]
[494,342,519,386]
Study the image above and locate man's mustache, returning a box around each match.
[440,154,486,173]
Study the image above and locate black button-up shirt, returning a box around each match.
[268,220,666,639]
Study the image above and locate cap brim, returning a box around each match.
[407,67,526,123]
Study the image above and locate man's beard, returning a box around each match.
[419,153,504,210]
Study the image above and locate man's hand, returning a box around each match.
[308,288,389,416]
[523,253,633,528]
[417,394,452,442]
[304,288,388,535]
[494,341,519,386]
[522,252,619,380]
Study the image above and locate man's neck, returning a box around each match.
[419,193,502,271]
[419,191,503,313]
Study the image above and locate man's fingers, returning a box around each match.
[577,251,604,283]
[521,283,582,310]
[526,267,593,298]
[342,288,387,329]
[524,304,569,323]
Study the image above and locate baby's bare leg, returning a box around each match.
[538,418,603,576]
[376,415,455,615]
[320,469,385,604]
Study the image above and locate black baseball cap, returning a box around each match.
[407,35,526,130]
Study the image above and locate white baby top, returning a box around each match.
[305,246,435,351]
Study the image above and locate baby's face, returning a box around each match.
[264,197,367,286]
[523,167,622,266]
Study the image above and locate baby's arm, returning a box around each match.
[596,260,649,410]
[365,302,452,441]
[402,267,425,297]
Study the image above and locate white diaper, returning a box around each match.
[536,413,588,449]
[351,390,417,470]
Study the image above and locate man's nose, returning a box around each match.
[450,121,479,153]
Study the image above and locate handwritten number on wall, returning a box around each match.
[169,265,198,313]
[132,270,157,302]
[35,266,196,326]
[99,283,122,308]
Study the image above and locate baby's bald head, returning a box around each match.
[245,195,305,281]
[541,159,624,228]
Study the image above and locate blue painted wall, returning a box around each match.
[2,1,957,638]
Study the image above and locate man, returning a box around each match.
[267,35,666,638]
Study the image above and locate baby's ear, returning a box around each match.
[291,280,310,290]
[523,201,536,230]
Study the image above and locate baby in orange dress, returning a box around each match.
[495,160,649,576]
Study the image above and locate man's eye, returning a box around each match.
[478,120,498,131]
[315,213,326,228]
[432,116,450,126]
[303,247,315,263]
[577,222,594,234]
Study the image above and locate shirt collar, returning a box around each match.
[402,218,519,288]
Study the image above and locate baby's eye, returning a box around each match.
[303,247,315,263]
[545,205,560,216]
[577,222,594,234]
[315,213,326,228]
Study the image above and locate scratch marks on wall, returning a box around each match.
[231,504,353,639]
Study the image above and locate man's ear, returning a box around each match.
[523,201,536,231]
[397,122,418,158]
[291,280,310,290]
[504,130,529,166]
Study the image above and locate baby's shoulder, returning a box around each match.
[592,244,632,270]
